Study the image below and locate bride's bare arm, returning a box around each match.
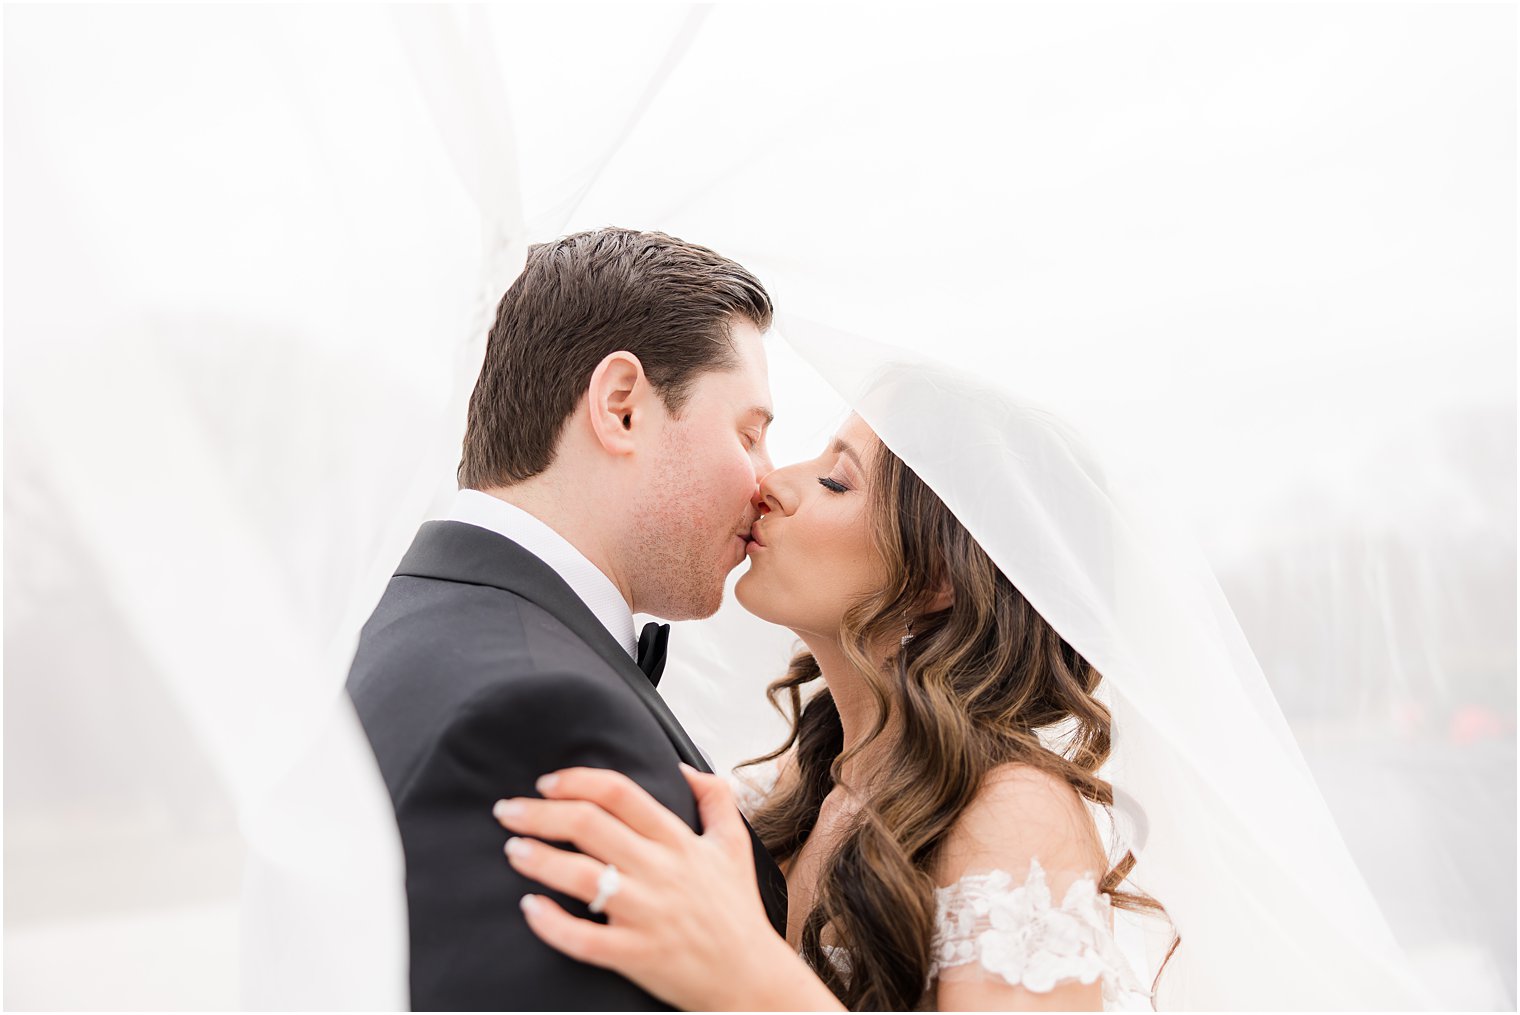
[493,764,845,1012]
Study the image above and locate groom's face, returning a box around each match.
[628,319,773,620]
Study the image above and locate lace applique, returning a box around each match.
[931,858,1146,1006]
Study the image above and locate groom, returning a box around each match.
[346,228,787,1011]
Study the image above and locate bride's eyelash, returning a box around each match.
[817,477,849,493]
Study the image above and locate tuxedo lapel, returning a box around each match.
[395,521,708,768]
[395,519,788,934]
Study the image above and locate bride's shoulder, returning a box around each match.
[927,763,1146,1009]
[935,761,1106,882]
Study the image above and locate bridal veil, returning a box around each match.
[5,4,1510,1009]
[767,315,1432,1008]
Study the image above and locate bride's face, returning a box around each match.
[735,414,889,639]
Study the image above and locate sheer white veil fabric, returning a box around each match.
[5,4,1510,1011]
[771,316,1433,1010]
[5,7,515,1009]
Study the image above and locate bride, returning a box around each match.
[490,330,1427,1011]
[494,408,1162,1011]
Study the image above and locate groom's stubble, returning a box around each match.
[625,410,755,622]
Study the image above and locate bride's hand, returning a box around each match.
[492,763,842,1012]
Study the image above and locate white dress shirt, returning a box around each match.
[448,488,638,659]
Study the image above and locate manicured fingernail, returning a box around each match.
[493,799,523,821]
[535,773,560,793]
[520,894,541,914]
[504,836,531,859]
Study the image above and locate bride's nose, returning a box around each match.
[755,468,792,517]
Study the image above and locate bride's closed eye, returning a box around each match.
[817,477,849,493]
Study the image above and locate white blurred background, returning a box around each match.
[4,4,1514,1009]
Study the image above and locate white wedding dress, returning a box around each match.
[730,763,1150,1012]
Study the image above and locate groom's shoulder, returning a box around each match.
[347,574,643,798]
[348,571,630,724]
[357,572,612,680]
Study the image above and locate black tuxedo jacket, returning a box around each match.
[346,520,788,1011]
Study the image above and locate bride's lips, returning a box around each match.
[747,521,767,548]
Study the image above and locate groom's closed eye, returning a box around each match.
[739,407,774,469]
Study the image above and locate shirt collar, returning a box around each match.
[448,489,637,658]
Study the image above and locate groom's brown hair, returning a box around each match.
[458,227,773,489]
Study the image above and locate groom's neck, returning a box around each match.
[474,481,635,610]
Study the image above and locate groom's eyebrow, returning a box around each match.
[747,406,775,427]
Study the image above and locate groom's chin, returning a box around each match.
[655,581,726,623]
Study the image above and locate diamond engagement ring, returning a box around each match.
[588,863,621,914]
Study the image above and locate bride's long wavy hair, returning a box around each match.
[741,439,1179,1011]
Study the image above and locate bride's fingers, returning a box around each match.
[534,767,693,848]
[504,835,645,919]
[493,797,657,873]
[519,893,635,971]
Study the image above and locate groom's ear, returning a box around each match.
[585,351,648,456]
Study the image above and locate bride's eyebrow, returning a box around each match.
[828,438,863,470]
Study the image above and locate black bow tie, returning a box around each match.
[636,621,670,687]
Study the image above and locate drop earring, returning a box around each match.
[898,618,915,685]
